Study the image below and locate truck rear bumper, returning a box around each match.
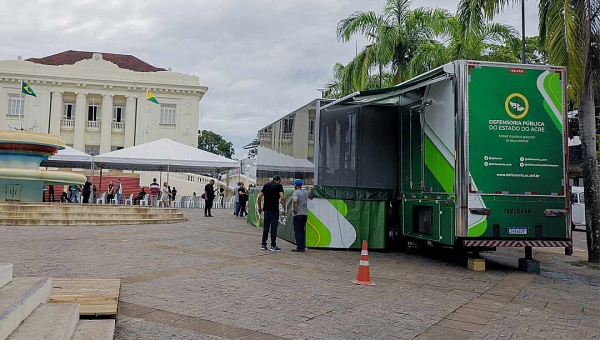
[462,240,571,247]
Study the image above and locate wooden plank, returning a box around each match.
[50,278,121,316]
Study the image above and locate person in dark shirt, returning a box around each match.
[171,187,177,202]
[237,182,249,218]
[257,175,286,251]
[204,179,215,217]
[48,185,55,202]
[135,187,147,205]
[82,177,92,203]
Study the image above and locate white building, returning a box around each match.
[257,99,330,163]
[0,50,208,154]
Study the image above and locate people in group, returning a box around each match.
[219,185,225,208]
[115,178,123,204]
[233,182,241,216]
[69,184,79,203]
[237,182,248,218]
[171,187,177,202]
[61,186,69,203]
[204,179,215,217]
[107,181,115,203]
[82,176,92,204]
[92,185,97,201]
[149,178,160,207]
[292,179,311,252]
[257,175,285,251]
[48,185,55,202]
[135,187,147,205]
[160,182,170,207]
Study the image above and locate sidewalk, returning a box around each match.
[0,209,597,340]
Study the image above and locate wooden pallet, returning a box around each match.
[50,279,121,317]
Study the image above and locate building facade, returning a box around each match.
[257,99,330,163]
[0,50,207,155]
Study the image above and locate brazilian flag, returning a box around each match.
[21,81,36,97]
[147,90,159,104]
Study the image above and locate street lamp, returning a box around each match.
[316,88,327,98]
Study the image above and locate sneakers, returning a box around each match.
[269,246,281,252]
[291,248,305,252]
[260,245,267,251]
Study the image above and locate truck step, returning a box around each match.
[0,277,51,340]
[7,304,79,340]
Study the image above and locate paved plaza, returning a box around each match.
[0,208,598,340]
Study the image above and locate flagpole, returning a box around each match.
[19,80,23,130]
[144,88,147,143]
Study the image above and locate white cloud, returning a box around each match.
[0,0,539,157]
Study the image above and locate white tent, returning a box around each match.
[94,138,238,172]
[256,146,314,172]
[40,146,93,169]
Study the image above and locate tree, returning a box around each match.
[197,130,234,159]
[407,17,520,77]
[335,0,452,92]
[458,0,600,263]
[243,138,259,159]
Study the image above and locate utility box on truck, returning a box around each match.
[317,60,571,253]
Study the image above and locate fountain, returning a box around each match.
[0,130,86,202]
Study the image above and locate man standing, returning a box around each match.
[292,179,310,252]
[233,182,241,216]
[116,178,123,204]
[257,175,285,251]
[82,176,92,204]
[238,182,249,218]
[160,182,169,208]
[204,179,215,217]
[149,178,160,207]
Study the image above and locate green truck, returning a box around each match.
[315,60,571,255]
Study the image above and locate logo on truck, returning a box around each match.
[505,93,529,120]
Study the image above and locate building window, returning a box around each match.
[63,101,75,120]
[160,104,176,125]
[7,94,24,117]
[85,145,100,156]
[283,118,294,133]
[112,106,124,123]
[111,146,123,152]
[88,103,100,121]
[309,119,315,135]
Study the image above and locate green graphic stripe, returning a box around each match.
[306,212,332,247]
[468,219,487,237]
[424,135,454,193]
[542,73,563,132]
[328,199,348,217]
[424,122,454,160]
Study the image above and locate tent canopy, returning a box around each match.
[94,138,238,172]
[40,146,93,169]
[257,146,314,172]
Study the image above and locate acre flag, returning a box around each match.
[21,82,36,97]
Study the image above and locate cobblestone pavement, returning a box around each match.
[0,208,598,340]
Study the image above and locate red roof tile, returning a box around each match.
[26,50,166,72]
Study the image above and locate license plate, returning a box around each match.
[508,227,527,235]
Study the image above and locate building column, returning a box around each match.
[124,96,137,147]
[49,91,63,136]
[73,92,87,152]
[100,94,113,154]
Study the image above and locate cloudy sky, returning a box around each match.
[0,0,540,158]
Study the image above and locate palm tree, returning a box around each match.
[407,17,520,77]
[336,0,452,89]
[458,0,600,263]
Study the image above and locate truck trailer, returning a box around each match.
[316,60,571,265]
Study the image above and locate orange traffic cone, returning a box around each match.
[352,240,375,286]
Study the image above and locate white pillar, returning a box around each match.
[49,91,63,136]
[124,96,136,147]
[74,92,87,151]
[100,94,113,154]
